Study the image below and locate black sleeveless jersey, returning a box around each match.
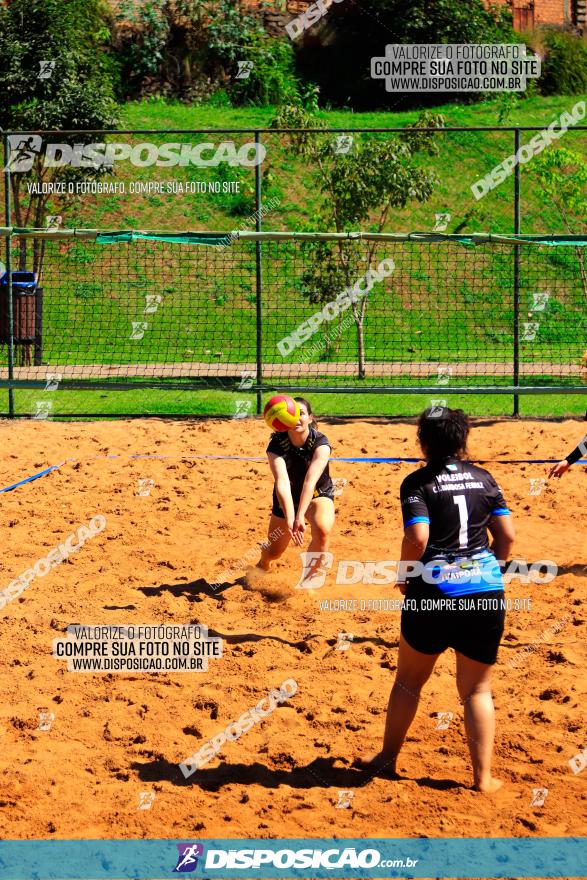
[267,427,333,498]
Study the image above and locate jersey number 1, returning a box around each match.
[453,494,469,548]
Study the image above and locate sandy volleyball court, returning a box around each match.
[0,416,585,846]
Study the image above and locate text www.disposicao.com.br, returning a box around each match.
[69,657,202,671]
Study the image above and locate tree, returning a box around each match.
[0,0,119,276]
[271,103,444,378]
[295,0,514,109]
[529,147,587,303]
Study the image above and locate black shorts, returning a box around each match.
[401,580,505,665]
[272,491,335,519]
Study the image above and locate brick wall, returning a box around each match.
[487,0,568,28]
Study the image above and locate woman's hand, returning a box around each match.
[548,459,570,479]
[291,515,306,546]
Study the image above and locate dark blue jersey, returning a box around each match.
[400,458,510,562]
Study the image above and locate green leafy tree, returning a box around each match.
[0,0,119,274]
[271,104,444,377]
[295,0,514,109]
[529,148,587,302]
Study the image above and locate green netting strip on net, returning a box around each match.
[2,229,587,247]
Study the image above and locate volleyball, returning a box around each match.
[263,395,300,431]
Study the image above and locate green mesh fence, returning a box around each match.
[0,230,585,418]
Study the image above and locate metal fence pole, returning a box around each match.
[254,130,263,416]
[3,135,15,418]
[513,127,521,417]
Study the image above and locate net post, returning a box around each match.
[254,130,263,416]
[513,127,521,417]
[3,134,15,418]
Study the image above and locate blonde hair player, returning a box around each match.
[256,397,335,588]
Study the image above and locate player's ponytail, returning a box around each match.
[417,407,470,461]
[294,397,317,428]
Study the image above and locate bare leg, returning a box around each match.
[299,497,335,585]
[455,651,502,793]
[358,635,439,775]
[256,515,290,571]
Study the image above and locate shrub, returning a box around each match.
[230,31,300,106]
[539,29,587,95]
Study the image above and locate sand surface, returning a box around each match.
[0,416,585,848]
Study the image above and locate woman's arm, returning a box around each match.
[268,454,298,543]
[488,514,515,566]
[295,445,331,523]
[396,522,429,595]
[548,434,587,478]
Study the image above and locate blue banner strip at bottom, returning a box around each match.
[0,838,585,879]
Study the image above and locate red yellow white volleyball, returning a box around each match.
[263,395,300,431]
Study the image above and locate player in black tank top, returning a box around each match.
[255,398,335,589]
[357,407,515,795]
[548,432,587,479]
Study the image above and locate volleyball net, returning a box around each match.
[0,229,585,417]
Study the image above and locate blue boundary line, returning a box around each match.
[0,455,585,495]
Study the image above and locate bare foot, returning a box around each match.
[475,777,504,794]
[353,751,399,779]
